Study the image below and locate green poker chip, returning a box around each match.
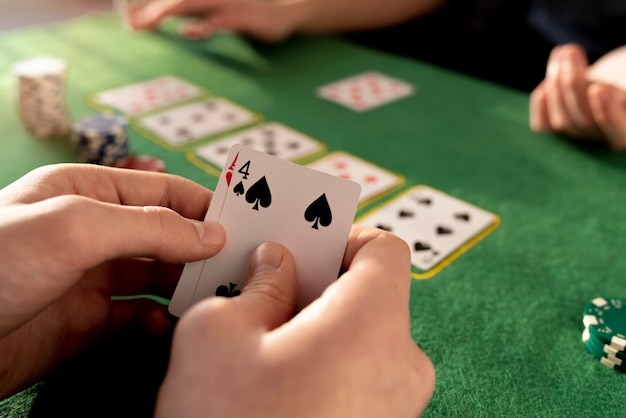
[582,328,626,361]
[582,297,626,350]
[582,328,626,372]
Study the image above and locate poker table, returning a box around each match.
[2,12,626,417]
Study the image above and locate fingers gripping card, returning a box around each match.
[169,145,361,317]
[356,185,500,279]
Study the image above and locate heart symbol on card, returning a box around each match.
[226,171,233,186]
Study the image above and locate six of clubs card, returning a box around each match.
[169,144,361,317]
[357,185,499,275]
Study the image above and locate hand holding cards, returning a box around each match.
[169,145,361,317]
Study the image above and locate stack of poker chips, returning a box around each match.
[72,114,129,165]
[581,296,626,372]
[13,57,72,139]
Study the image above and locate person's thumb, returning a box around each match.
[237,242,298,331]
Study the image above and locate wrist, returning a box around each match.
[276,0,320,37]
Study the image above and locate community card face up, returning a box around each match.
[194,121,325,168]
[93,75,203,115]
[357,185,498,272]
[305,150,404,205]
[317,71,414,112]
[139,97,259,146]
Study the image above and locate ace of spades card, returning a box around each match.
[357,185,499,278]
[169,145,361,317]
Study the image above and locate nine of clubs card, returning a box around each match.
[357,185,499,277]
[169,144,361,317]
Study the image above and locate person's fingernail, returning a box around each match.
[193,220,225,247]
[251,243,284,275]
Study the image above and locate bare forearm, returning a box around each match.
[281,0,449,36]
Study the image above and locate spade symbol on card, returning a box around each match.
[216,282,241,297]
[245,176,272,210]
[414,241,431,251]
[437,226,453,235]
[398,209,414,218]
[414,241,439,256]
[455,213,470,222]
[304,193,332,230]
[233,181,245,196]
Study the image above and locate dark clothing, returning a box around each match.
[528,0,626,61]
[346,0,626,92]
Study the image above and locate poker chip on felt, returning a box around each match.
[583,297,626,349]
[581,297,626,372]
[112,155,166,172]
[72,113,129,165]
[13,56,72,139]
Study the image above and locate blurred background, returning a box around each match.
[0,0,113,31]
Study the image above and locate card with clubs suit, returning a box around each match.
[356,185,500,278]
[193,121,326,170]
[169,145,361,317]
[137,97,261,149]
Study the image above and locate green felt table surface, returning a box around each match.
[2,12,626,417]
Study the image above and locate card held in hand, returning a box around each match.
[169,145,361,317]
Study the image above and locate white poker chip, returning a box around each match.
[13,56,67,77]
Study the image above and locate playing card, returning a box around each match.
[92,75,203,115]
[305,151,404,205]
[169,144,361,317]
[317,71,414,112]
[193,121,325,168]
[137,97,260,147]
[357,185,499,275]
